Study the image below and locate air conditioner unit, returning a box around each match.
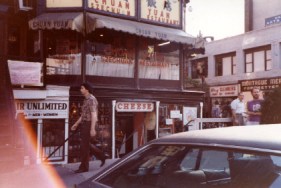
[18,0,33,11]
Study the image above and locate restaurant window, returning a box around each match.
[191,58,208,79]
[45,31,82,75]
[138,38,180,80]
[245,46,271,73]
[215,53,236,76]
[86,30,135,78]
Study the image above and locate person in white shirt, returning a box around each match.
[231,92,246,126]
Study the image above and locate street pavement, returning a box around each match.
[0,146,117,188]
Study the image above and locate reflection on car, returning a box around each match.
[77,125,281,188]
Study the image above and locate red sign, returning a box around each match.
[116,102,154,112]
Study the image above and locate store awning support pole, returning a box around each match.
[112,100,116,159]
[156,101,160,139]
[200,102,203,130]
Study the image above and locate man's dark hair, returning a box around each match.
[81,82,91,92]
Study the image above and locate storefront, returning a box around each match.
[12,0,204,163]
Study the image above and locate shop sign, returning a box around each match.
[46,0,82,8]
[239,77,281,91]
[265,14,281,26]
[116,102,154,112]
[16,100,69,119]
[209,85,239,97]
[140,0,181,26]
[8,60,43,86]
[88,0,136,17]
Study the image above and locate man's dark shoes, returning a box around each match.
[74,169,88,173]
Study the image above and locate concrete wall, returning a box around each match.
[199,23,281,86]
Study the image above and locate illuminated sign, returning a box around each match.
[46,0,82,8]
[116,102,154,112]
[88,0,136,17]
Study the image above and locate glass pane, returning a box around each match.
[233,56,237,75]
[96,144,281,188]
[246,63,253,73]
[266,60,272,70]
[254,51,265,72]
[222,57,232,76]
[139,39,180,80]
[46,31,81,75]
[86,30,135,78]
[245,53,252,62]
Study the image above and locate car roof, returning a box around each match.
[153,124,281,152]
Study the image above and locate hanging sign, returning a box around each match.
[116,102,154,112]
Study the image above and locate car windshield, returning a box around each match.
[95,144,281,188]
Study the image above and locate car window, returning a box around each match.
[95,144,281,188]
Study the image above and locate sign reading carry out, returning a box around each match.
[16,100,69,119]
[116,102,154,112]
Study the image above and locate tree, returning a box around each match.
[261,87,281,124]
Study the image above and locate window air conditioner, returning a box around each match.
[18,0,32,11]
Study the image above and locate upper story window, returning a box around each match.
[245,46,271,73]
[86,30,136,78]
[215,53,236,76]
[45,31,82,75]
[191,58,208,79]
[139,39,180,80]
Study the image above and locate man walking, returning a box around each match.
[231,92,246,126]
[247,87,263,125]
[71,83,106,173]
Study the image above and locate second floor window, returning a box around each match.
[215,53,236,76]
[245,46,271,73]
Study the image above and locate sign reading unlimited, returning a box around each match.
[116,102,154,112]
[209,85,239,97]
[16,100,69,119]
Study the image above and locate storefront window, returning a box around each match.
[139,39,180,80]
[86,30,135,78]
[45,31,82,75]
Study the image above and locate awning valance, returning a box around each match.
[87,13,195,45]
[28,12,84,32]
[29,12,195,45]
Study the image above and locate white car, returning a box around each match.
[77,125,281,188]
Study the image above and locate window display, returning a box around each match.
[139,39,180,80]
[86,30,135,78]
[45,31,82,75]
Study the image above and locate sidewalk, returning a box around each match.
[0,158,117,188]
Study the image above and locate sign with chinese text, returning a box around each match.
[116,102,154,112]
[16,100,69,119]
[140,0,181,27]
[210,85,239,97]
[88,0,136,17]
[8,60,43,86]
[239,77,281,92]
[46,0,82,8]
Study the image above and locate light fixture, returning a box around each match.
[100,34,104,37]
[158,41,170,46]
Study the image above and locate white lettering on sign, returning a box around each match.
[116,102,154,112]
[209,85,239,97]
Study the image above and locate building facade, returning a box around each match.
[2,0,205,164]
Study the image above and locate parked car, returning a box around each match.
[77,125,281,188]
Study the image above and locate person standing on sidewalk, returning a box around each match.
[246,87,263,125]
[231,92,246,126]
[71,83,106,173]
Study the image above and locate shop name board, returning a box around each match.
[210,85,239,97]
[46,0,82,8]
[30,20,73,30]
[265,14,281,26]
[16,101,69,119]
[116,102,154,112]
[140,0,180,26]
[88,0,136,17]
[239,77,281,91]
